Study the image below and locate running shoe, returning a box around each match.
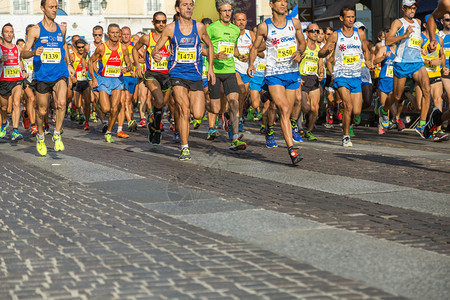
[349,125,355,137]
[52,134,64,151]
[173,130,181,143]
[147,123,155,144]
[255,112,263,121]
[292,127,303,143]
[152,130,162,145]
[75,113,80,122]
[326,108,333,125]
[247,108,255,121]
[238,119,244,132]
[337,103,343,120]
[104,133,114,143]
[216,116,223,129]
[415,123,425,138]
[44,123,50,135]
[305,131,317,141]
[388,119,398,130]
[128,120,137,132]
[193,119,201,129]
[78,114,85,125]
[70,110,76,121]
[423,107,443,139]
[160,121,164,132]
[223,113,230,132]
[396,118,405,131]
[433,130,449,142]
[117,130,129,138]
[378,106,389,129]
[102,123,108,134]
[36,135,47,156]
[206,128,220,140]
[84,122,90,131]
[90,112,97,122]
[259,125,266,135]
[179,147,191,160]
[265,132,278,148]
[353,115,361,126]
[21,110,30,129]
[229,136,247,151]
[138,119,147,128]
[342,136,353,147]
[11,129,23,141]
[202,115,208,121]
[289,147,303,165]
[0,120,8,138]
[30,125,38,136]
[378,125,386,135]
[323,122,333,129]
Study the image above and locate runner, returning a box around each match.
[87,25,105,128]
[133,11,172,145]
[248,0,306,164]
[207,0,248,150]
[319,6,372,147]
[88,23,133,143]
[21,0,75,156]
[151,0,215,160]
[71,38,91,131]
[380,0,430,137]
[298,23,324,141]
[0,23,25,141]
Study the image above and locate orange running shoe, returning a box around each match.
[21,110,30,129]
[30,125,38,136]
[117,130,129,138]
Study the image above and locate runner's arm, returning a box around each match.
[373,45,387,65]
[151,24,173,62]
[88,44,104,81]
[429,0,450,43]
[293,18,306,54]
[61,26,75,76]
[318,31,336,58]
[360,31,373,69]
[20,25,40,59]
[248,22,267,77]
[385,20,411,46]
[198,22,215,85]
[122,43,133,72]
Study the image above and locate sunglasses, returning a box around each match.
[404,6,417,11]
[308,29,319,33]
[444,18,450,22]
[77,46,85,49]
[93,34,102,36]
[154,20,167,24]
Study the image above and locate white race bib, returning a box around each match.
[104,65,121,78]
[386,65,393,78]
[76,71,88,81]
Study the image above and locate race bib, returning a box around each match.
[218,41,235,57]
[386,65,393,78]
[444,47,450,58]
[426,63,439,73]
[41,48,61,64]
[343,54,359,66]
[151,57,168,71]
[27,64,34,73]
[257,63,266,71]
[176,47,196,63]
[104,65,121,78]
[76,71,88,81]
[4,66,21,78]
[408,37,421,50]
[202,67,207,78]
[276,45,296,62]
[303,61,318,75]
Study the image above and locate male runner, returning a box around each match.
[71,38,90,131]
[87,25,104,126]
[319,6,372,147]
[0,23,25,140]
[21,0,75,156]
[248,0,306,164]
[88,23,133,143]
[152,0,215,160]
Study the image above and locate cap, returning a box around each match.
[354,22,366,30]
[402,0,418,6]
[74,39,87,46]
[425,14,440,24]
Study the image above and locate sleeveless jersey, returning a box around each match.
[265,16,298,77]
[168,20,203,81]
[422,33,442,78]
[394,18,423,63]
[73,52,88,81]
[253,50,267,75]
[299,42,320,77]
[379,46,395,80]
[98,42,124,78]
[22,57,34,82]
[33,22,69,81]
[235,29,252,74]
[146,32,170,73]
[0,44,23,81]
[333,27,363,78]
[439,31,450,68]
[122,43,134,77]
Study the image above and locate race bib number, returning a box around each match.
[27,64,34,73]
[276,45,296,62]
[176,47,196,63]
[426,63,439,73]
[408,37,421,50]
[257,63,266,71]
[343,54,359,66]
[444,47,450,58]
[41,48,61,64]
[4,66,21,78]
[151,57,168,71]
[202,67,207,78]
[104,65,121,78]
[76,71,88,81]
[361,61,365,68]
[303,61,318,75]
[218,42,235,57]
[386,65,393,78]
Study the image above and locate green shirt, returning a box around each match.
[206,20,240,74]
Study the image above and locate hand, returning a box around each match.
[207,69,216,85]
[91,78,98,88]
[247,65,256,78]
[153,53,162,63]
[135,66,143,78]
[68,65,75,77]
[421,48,428,56]
[35,46,44,56]
[239,54,248,63]
[318,73,324,81]
[216,51,228,60]
[365,60,373,70]
[405,25,414,37]
[121,67,128,74]
[427,40,438,53]
[444,67,449,76]
[0,54,7,62]
[292,50,302,63]
[22,71,29,79]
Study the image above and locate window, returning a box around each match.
[14,0,28,14]
[58,0,66,10]
[90,0,101,15]
[147,0,161,12]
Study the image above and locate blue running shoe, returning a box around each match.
[238,119,244,132]
[206,128,219,140]
[378,106,389,129]
[265,133,278,148]
[11,129,23,141]
[292,127,303,143]
[0,120,9,138]
[415,123,425,138]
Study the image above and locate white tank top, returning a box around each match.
[265,16,298,77]
[333,27,363,78]
[253,50,267,75]
[394,18,422,63]
[235,30,252,74]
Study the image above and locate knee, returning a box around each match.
[238,84,246,95]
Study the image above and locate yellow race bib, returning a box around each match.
[76,71,88,81]
[343,54,359,65]
[41,48,61,64]
[176,47,196,63]
[151,57,168,71]
[257,63,266,71]
[408,37,421,50]
[444,47,450,59]
[104,65,121,78]
[276,45,296,62]
[218,42,235,57]
[4,66,21,78]
[386,65,393,78]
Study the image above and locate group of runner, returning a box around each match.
[0,0,448,165]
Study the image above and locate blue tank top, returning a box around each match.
[441,33,450,68]
[168,20,203,81]
[33,22,69,81]
[379,46,395,80]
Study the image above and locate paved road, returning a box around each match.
[1,117,449,299]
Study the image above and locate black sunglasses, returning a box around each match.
[93,34,102,36]
[154,20,167,24]
[77,46,85,49]
[308,29,319,33]
[444,18,450,22]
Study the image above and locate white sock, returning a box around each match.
[54,131,60,136]
[181,144,188,149]
[117,126,122,133]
